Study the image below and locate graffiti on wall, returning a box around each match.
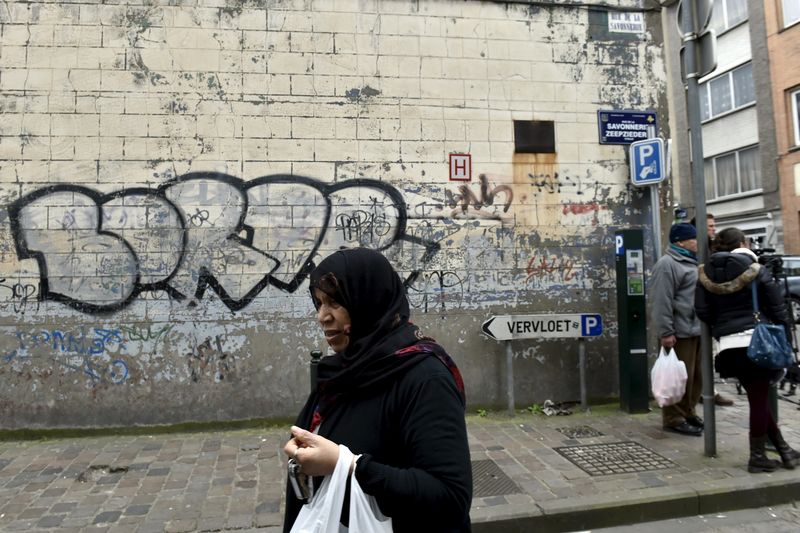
[6,173,440,314]
[2,327,130,385]
[186,335,232,383]
[525,254,577,284]
[444,174,514,220]
[0,278,39,314]
[406,270,465,313]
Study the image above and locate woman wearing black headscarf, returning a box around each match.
[282,248,472,532]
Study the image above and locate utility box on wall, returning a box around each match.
[615,229,650,413]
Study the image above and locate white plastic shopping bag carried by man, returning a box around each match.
[650,347,687,407]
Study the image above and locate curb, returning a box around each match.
[471,473,800,532]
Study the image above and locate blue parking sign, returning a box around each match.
[630,138,665,187]
[580,314,603,337]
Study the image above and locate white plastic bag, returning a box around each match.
[291,444,354,533]
[348,456,393,532]
[650,347,687,407]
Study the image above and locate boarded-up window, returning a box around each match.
[513,120,555,153]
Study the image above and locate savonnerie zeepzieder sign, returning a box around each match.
[597,110,657,145]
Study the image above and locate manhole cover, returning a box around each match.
[556,425,604,439]
[554,441,676,476]
[471,459,521,498]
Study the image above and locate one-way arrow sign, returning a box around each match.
[482,314,602,341]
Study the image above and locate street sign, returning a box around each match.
[449,153,471,181]
[680,29,717,81]
[597,110,657,145]
[629,138,665,187]
[677,0,714,35]
[608,12,644,34]
[482,314,603,341]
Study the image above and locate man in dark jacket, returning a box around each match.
[690,212,735,406]
[650,223,703,436]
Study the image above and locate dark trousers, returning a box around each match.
[663,336,702,427]
[741,378,779,439]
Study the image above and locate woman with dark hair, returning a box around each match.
[282,248,472,531]
[695,228,800,472]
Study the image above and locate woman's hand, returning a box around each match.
[283,426,341,477]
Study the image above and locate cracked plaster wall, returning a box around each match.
[0,0,667,428]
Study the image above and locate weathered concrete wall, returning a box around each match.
[0,0,666,428]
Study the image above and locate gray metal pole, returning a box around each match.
[579,338,588,411]
[505,340,515,416]
[683,0,715,457]
[651,186,662,260]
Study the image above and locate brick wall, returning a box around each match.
[0,0,666,428]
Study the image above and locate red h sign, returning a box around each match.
[449,153,471,181]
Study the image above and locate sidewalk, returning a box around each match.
[2,381,800,533]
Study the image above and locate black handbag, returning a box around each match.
[746,280,795,370]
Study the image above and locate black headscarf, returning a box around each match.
[300,248,464,430]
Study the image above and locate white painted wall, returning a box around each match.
[702,106,759,156]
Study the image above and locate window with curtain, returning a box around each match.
[710,0,749,33]
[701,89,711,121]
[704,159,715,198]
[700,63,755,121]
[709,76,732,116]
[793,89,800,147]
[705,145,761,199]
[726,0,748,26]
[732,63,755,107]
[782,0,800,27]
[715,153,738,197]
[737,146,759,192]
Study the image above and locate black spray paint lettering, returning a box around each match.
[526,171,602,198]
[406,270,464,314]
[0,278,39,314]
[7,173,440,314]
[445,174,513,218]
[187,335,231,384]
[334,197,392,244]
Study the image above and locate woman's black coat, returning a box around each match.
[695,252,791,338]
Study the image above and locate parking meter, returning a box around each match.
[615,229,650,413]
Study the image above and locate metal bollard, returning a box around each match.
[310,350,322,392]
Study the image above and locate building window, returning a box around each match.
[699,63,755,121]
[793,89,800,147]
[709,0,748,34]
[513,120,555,153]
[704,145,761,199]
[782,0,800,27]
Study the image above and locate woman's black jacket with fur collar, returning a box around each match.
[695,251,792,338]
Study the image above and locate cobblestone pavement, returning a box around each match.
[2,382,800,532]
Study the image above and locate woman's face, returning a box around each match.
[313,288,352,353]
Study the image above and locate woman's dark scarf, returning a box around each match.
[298,248,465,432]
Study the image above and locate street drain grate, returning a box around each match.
[471,459,521,498]
[556,425,604,439]
[554,441,676,476]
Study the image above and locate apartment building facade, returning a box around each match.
[664,0,783,249]
[767,0,800,253]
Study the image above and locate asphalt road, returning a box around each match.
[584,503,800,532]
